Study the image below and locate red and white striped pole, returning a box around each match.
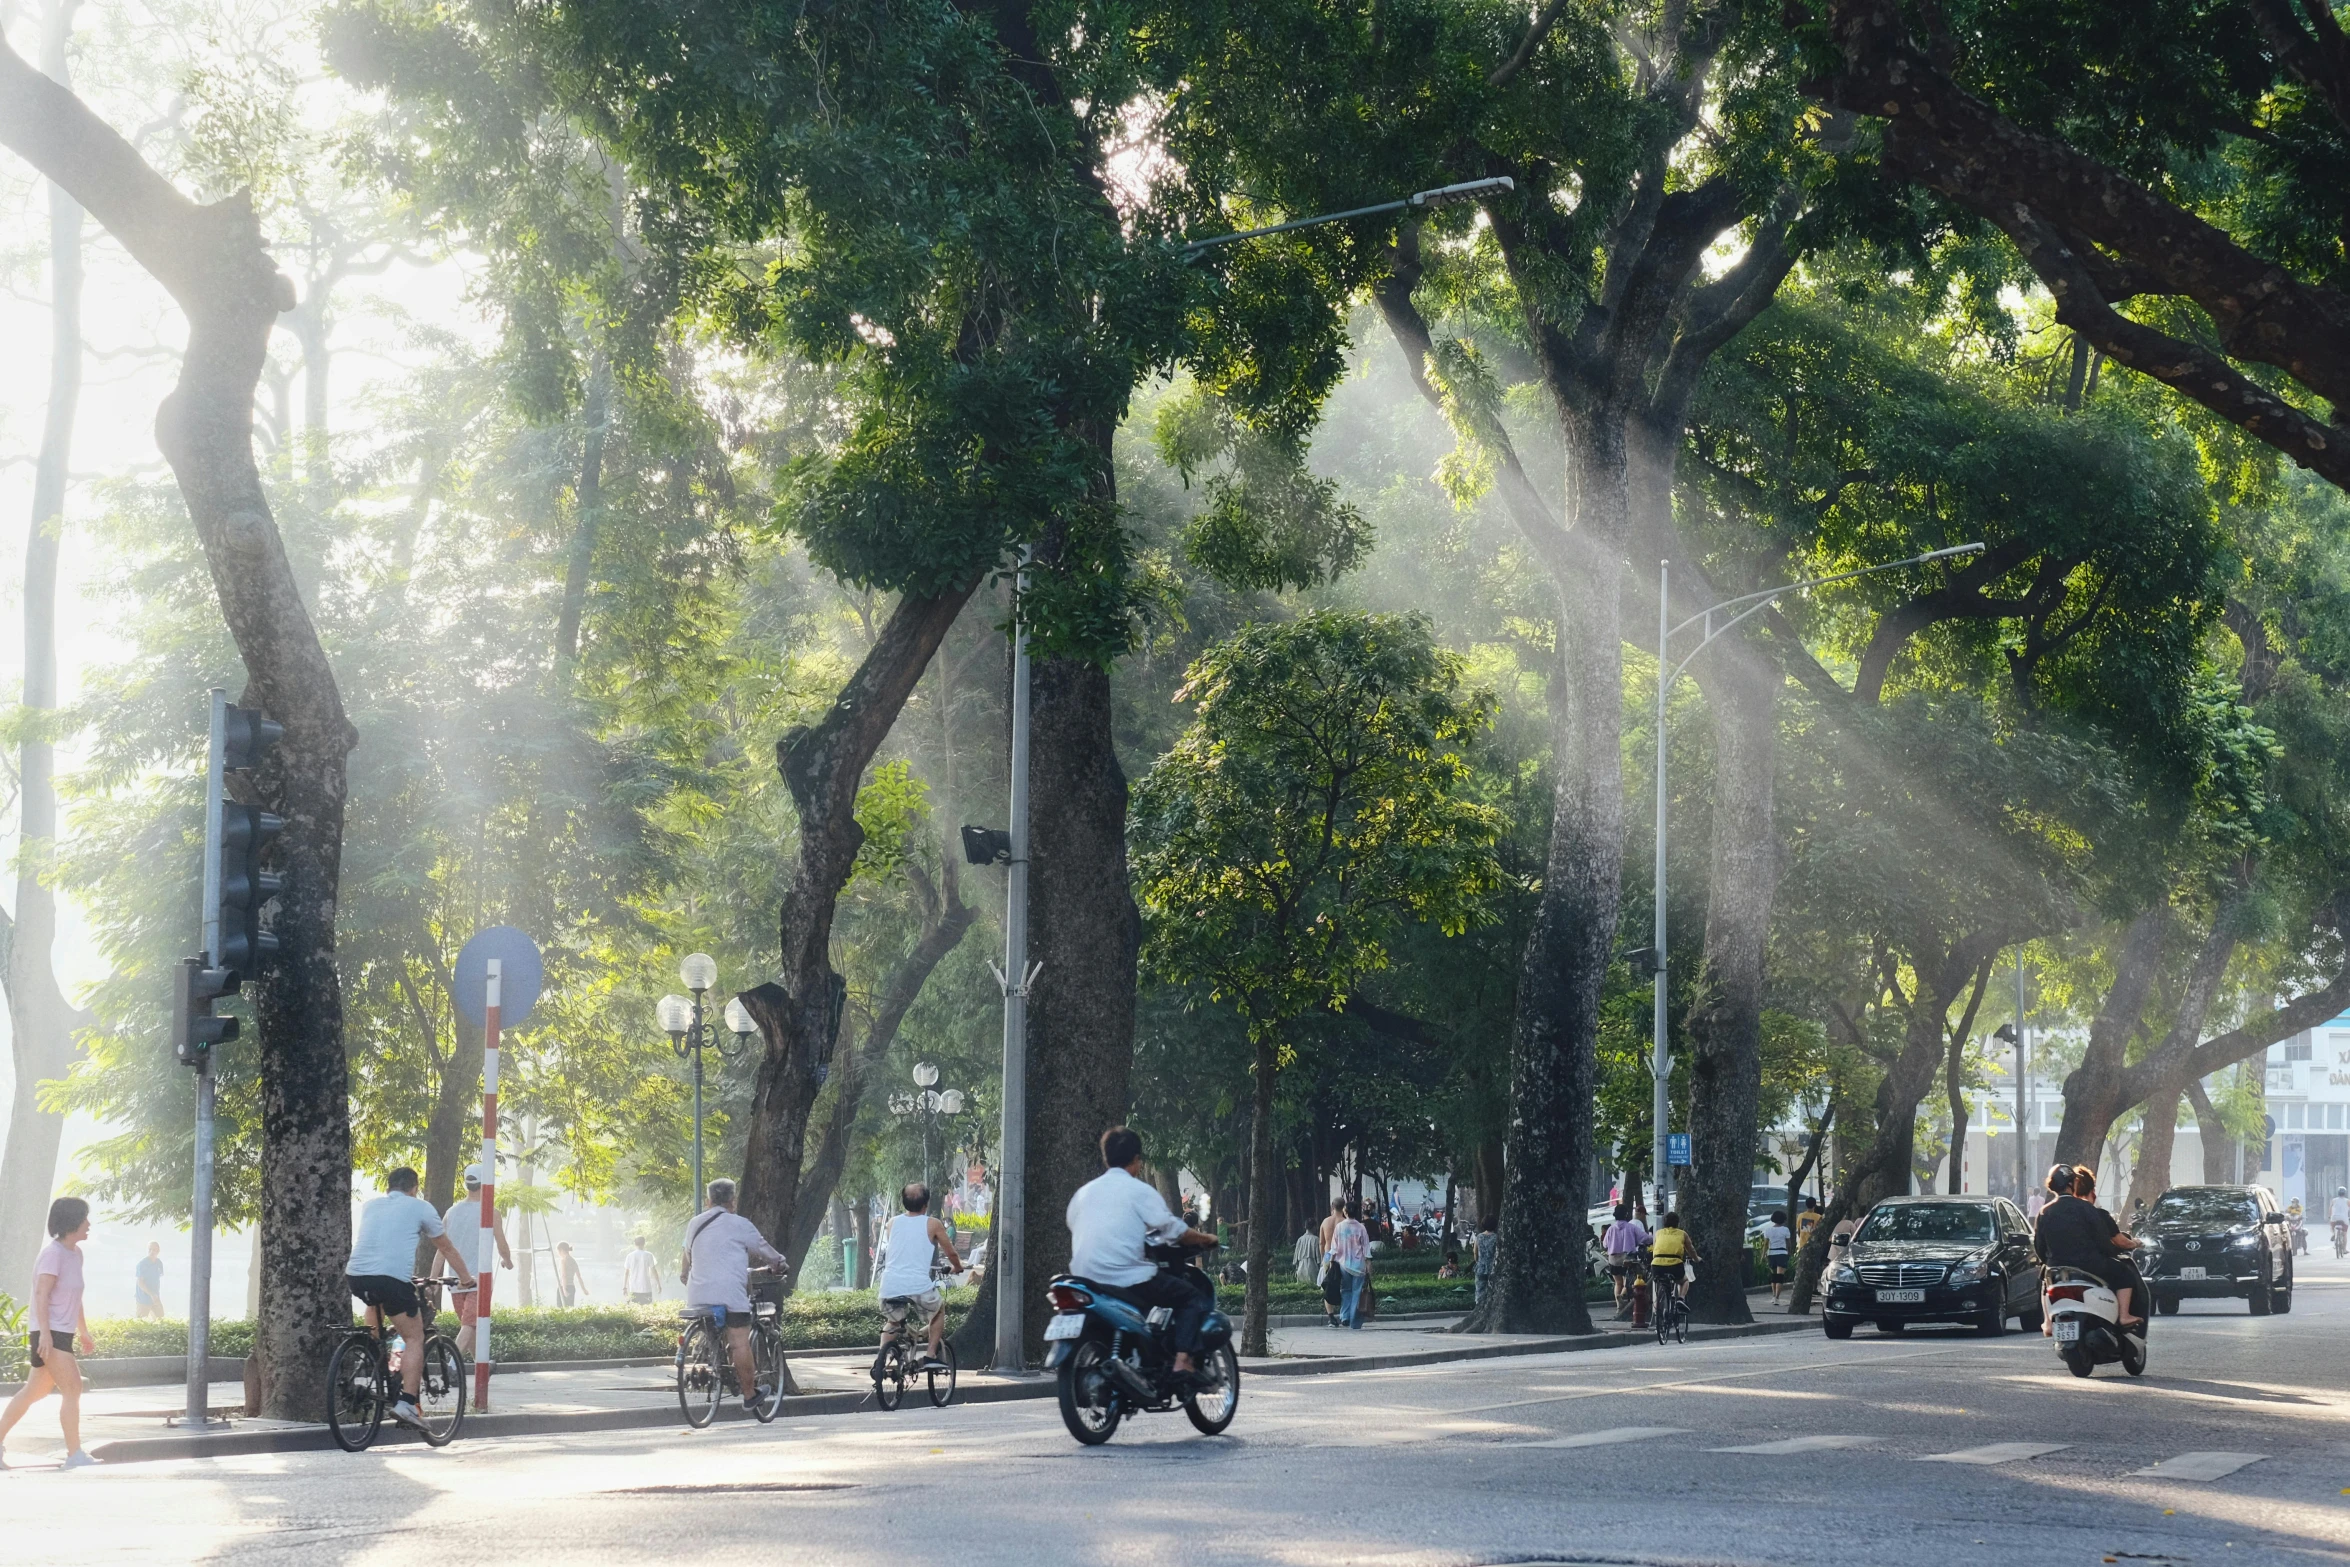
[474,957,501,1412]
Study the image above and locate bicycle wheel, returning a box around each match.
[326,1332,386,1452]
[925,1341,958,1408]
[677,1319,723,1429]
[749,1324,787,1423]
[874,1343,905,1411]
[414,1336,467,1446]
[1672,1300,1689,1345]
[1653,1288,1670,1345]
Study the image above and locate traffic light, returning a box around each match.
[960,825,1012,865]
[206,696,284,984]
[173,957,238,1065]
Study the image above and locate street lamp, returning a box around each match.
[890,1062,965,1198]
[1642,544,1985,1211]
[660,952,747,1205]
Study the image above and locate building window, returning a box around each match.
[2289,1103,2307,1130]
[2287,1037,2315,1062]
[2333,1104,2346,1131]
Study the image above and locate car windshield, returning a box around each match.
[1855,1204,1994,1244]
[2148,1190,2259,1228]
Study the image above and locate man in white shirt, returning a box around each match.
[346,1168,474,1429]
[622,1237,662,1303]
[1066,1127,1218,1379]
[681,1179,786,1406]
[439,1164,512,1359]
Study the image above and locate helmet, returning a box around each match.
[2044,1163,2075,1194]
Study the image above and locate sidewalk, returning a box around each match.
[15,1302,1816,1466]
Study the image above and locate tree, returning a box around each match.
[1131,611,1502,1354]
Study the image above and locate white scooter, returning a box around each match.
[2045,1266,2146,1379]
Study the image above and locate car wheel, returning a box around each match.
[2249,1284,2273,1316]
[2156,1295,2179,1316]
[2272,1284,2293,1314]
[1975,1300,2006,1336]
[2019,1305,2045,1332]
[1822,1314,1855,1340]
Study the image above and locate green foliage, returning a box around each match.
[1133,612,1505,1048]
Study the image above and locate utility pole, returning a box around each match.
[993,576,1037,1373]
[2015,948,2029,1203]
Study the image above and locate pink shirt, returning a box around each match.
[36,1239,84,1333]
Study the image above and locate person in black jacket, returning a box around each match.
[2032,1164,2147,1332]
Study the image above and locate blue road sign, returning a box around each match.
[454,926,544,1029]
[1666,1132,1692,1167]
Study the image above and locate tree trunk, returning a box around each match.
[953,653,1138,1367]
[0,0,84,1303]
[1242,1029,1279,1355]
[1459,423,1626,1337]
[782,859,974,1280]
[1786,1100,1834,1223]
[553,354,610,667]
[1473,1139,1505,1227]
[853,1198,873,1290]
[735,585,975,1249]
[1680,648,1778,1325]
[2124,1088,2183,1224]
[1943,1008,1970,1195]
[2053,906,2169,1166]
[2187,1076,2234,1185]
[0,37,363,1420]
[421,1013,483,1218]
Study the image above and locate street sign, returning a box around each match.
[1667,1132,1691,1166]
[455,926,544,1028]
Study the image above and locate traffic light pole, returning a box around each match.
[183,690,229,1430]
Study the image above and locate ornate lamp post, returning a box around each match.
[890,1061,964,1198]
[661,952,751,1204]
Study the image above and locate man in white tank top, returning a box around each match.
[875,1182,966,1372]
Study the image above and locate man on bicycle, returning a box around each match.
[345,1167,475,1431]
[874,1181,966,1377]
[1647,1209,1698,1312]
[680,1179,786,1408]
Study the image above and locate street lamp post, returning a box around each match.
[1644,544,1984,1211]
[891,1063,966,1198]
[660,953,753,1204]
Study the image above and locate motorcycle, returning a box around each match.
[2045,1266,2146,1379]
[2292,1217,2311,1256]
[1043,1242,1240,1446]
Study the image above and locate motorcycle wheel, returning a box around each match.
[1183,1342,1241,1435]
[1057,1340,1122,1445]
[2120,1335,2147,1377]
[2060,1345,2093,1378]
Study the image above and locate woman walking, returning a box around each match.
[0,1197,100,1469]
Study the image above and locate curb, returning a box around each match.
[1246,1315,1816,1377]
[83,1315,1817,1463]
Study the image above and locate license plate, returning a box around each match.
[2054,1319,2081,1342]
[2179,1266,2206,1280]
[1874,1288,1924,1304]
[1044,1313,1085,1341]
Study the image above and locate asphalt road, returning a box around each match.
[12,1261,2350,1566]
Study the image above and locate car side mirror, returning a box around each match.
[2264,1213,2286,1225]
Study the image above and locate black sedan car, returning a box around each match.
[1821,1195,2044,1338]
[2139,1184,2293,1315]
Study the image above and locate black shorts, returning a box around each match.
[1650,1261,1686,1285]
[1768,1255,1789,1279]
[348,1273,421,1318]
[26,1329,75,1367]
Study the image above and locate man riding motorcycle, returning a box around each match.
[1066,1126,1219,1384]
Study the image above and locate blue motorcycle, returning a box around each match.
[1043,1242,1240,1445]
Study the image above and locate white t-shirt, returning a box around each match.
[348,1191,444,1279]
[623,1247,660,1294]
[1763,1222,1793,1256]
[444,1196,488,1270]
[1066,1167,1187,1287]
[681,1209,783,1312]
[2331,1196,2349,1226]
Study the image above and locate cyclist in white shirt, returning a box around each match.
[346,1168,474,1430]
[873,1182,966,1374]
[680,1179,785,1407]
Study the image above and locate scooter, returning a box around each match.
[1043,1242,1240,1446]
[2045,1266,2146,1379]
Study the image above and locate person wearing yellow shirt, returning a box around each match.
[1648,1211,1700,1307]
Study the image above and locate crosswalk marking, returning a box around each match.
[1918,1442,2071,1465]
[1709,1435,1879,1455]
[2134,1451,2266,1481]
[1519,1426,1687,1449]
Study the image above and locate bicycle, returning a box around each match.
[1648,1262,1691,1345]
[326,1277,470,1451]
[870,1329,957,1411]
[676,1269,788,1429]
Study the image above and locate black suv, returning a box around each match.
[2139,1185,2293,1315]
[1820,1195,2044,1338]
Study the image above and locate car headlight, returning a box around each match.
[1947,1250,1991,1286]
[2230,1232,2262,1250]
[1826,1262,1857,1285]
